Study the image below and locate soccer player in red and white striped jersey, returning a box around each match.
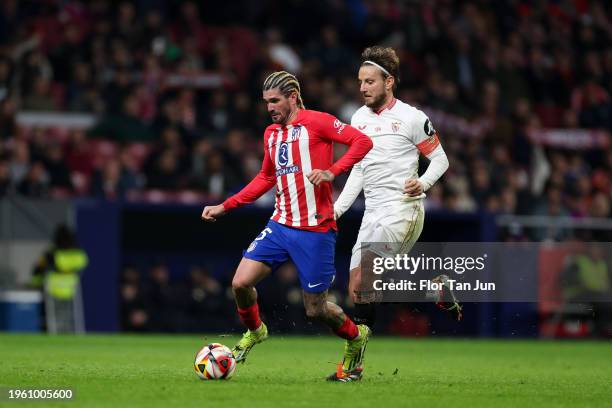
[202,71,374,381]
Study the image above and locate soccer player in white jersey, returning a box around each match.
[333,46,462,332]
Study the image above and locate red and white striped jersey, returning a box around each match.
[223,109,372,232]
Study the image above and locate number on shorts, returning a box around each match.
[255,227,273,241]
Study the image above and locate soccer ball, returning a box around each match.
[194,343,237,380]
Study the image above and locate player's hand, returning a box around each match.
[307,169,335,186]
[201,204,226,222]
[333,207,341,220]
[403,179,424,196]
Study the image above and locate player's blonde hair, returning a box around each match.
[262,71,305,108]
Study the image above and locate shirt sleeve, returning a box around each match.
[418,144,449,191]
[315,112,373,176]
[407,110,448,191]
[222,144,276,211]
[334,162,363,219]
[411,110,441,156]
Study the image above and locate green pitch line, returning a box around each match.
[0,333,610,408]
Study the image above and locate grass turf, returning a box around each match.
[0,333,610,408]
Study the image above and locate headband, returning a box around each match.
[363,60,391,77]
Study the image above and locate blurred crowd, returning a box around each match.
[0,0,610,220]
[120,261,348,333]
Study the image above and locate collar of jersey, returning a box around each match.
[372,97,397,115]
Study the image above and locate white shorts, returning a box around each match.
[350,200,425,270]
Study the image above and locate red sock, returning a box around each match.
[333,316,359,340]
[237,303,262,331]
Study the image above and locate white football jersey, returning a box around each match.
[348,98,440,208]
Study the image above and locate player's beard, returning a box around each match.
[364,91,388,111]
[270,106,297,125]
[269,110,285,124]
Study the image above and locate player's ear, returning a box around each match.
[288,91,298,105]
[385,76,394,91]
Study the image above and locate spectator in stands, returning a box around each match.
[229,92,255,130]
[145,149,183,190]
[0,158,10,196]
[223,129,248,182]
[0,56,12,100]
[90,92,154,142]
[17,161,49,198]
[152,98,193,144]
[118,147,146,191]
[66,62,102,112]
[202,90,230,138]
[120,265,149,332]
[193,148,238,198]
[0,98,18,139]
[182,266,229,332]
[22,77,57,111]
[45,143,73,191]
[29,127,49,164]
[9,140,30,186]
[103,68,133,114]
[64,129,95,176]
[590,192,611,219]
[190,138,212,183]
[575,81,611,129]
[0,0,18,45]
[142,262,177,332]
[90,157,140,199]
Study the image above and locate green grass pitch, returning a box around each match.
[0,333,610,408]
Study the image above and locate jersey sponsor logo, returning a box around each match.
[307,282,325,289]
[247,241,257,252]
[375,126,381,132]
[333,119,346,134]
[289,126,302,142]
[278,142,289,166]
[424,118,435,136]
[392,122,401,133]
[358,124,367,130]
[276,165,300,176]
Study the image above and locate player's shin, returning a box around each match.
[350,262,378,330]
[353,301,377,330]
[351,270,378,330]
[231,286,268,362]
[236,302,262,331]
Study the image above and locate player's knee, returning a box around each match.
[231,276,252,292]
[349,275,361,293]
[349,270,362,299]
[304,304,325,320]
